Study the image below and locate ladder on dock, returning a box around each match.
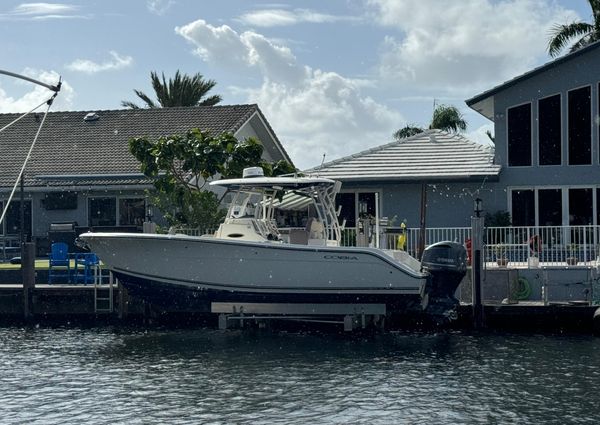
[93,269,114,313]
[212,302,386,332]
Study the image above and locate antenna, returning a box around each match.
[321,153,326,167]
[0,69,61,92]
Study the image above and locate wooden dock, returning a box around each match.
[0,283,598,334]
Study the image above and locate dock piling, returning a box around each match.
[471,212,485,329]
[21,242,35,319]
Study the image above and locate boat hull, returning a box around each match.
[81,232,429,314]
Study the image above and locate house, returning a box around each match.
[311,40,600,234]
[307,129,500,230]
[467,40,600,227]
[0,104,291,253]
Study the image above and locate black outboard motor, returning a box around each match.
[421,241,468,321]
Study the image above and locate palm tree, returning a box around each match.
[429,104,467,133]
[122,71,222,109]
[548,0,600,57]
[393,125,424,141]
[392,104,467,140]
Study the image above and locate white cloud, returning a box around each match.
[238,8,361,27]
[0,69,74,113]
[1,2,84,20]
[368,0,579,95]
[66,51,133,74]
[147,0,174,16]
[176,19,404,168]
[466,123,495,147]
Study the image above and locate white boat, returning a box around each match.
[80,167,466,322]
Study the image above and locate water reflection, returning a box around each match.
[0,327,598,424]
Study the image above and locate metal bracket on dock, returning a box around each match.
[211,302,386,332]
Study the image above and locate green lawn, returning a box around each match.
[0,259,104,270]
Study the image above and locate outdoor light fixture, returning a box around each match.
[147,204,154,222]
[474,198,483,217]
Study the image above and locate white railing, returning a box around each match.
[343,225,600,268]
[175,224,600,268]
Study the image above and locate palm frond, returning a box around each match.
[199,95,222,106]
[121,100,140,109]
[548,21,594,57]
[568,34,593,53]
[134,89,158,108]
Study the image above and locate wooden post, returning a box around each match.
[471,216,484,329]
[417,182,427,260]
[118,279,129,320]
[22,242,36,319]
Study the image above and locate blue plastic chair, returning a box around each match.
[48,242,70,284]
[73,253,100,284]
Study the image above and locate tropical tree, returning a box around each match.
[129,130,295,229]
[392,104,468,140]
[548,1,600,57]
[393,125,424,141]
[429,104,467,133]
[122,70,222,109]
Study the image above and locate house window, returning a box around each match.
[568,86,591,165]
[119,198,146,226]
[568,188,592,225]
[538,94,561,165]
[507,103,531,166]
[88,197,117,227]
[1,200,32,238]
[511,189,535,226]
[538,189,562,226]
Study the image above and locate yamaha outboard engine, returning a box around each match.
[421,241,468,322]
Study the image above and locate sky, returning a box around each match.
[0,0,593,169]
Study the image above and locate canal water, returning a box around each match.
[0,326,598,424]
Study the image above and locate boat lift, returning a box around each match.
[211,302,387,332]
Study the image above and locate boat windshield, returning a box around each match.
[221,181,342,244]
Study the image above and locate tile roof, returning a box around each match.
[0,104,286,188]
[305,129,501,182]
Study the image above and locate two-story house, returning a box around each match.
[467,40,600,228]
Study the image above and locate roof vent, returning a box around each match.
[83,112,99,122]
[242,167,265,178]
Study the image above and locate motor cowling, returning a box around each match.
[421,241,467,275]
[421,241,468,321]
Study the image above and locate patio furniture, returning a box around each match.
[48,242,70,284]
[72,252,100,285]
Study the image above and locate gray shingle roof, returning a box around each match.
[305,129,501,181]
[0,104,288,188]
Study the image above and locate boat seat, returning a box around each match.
[306,218,325,240]
[289,229,309,245]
